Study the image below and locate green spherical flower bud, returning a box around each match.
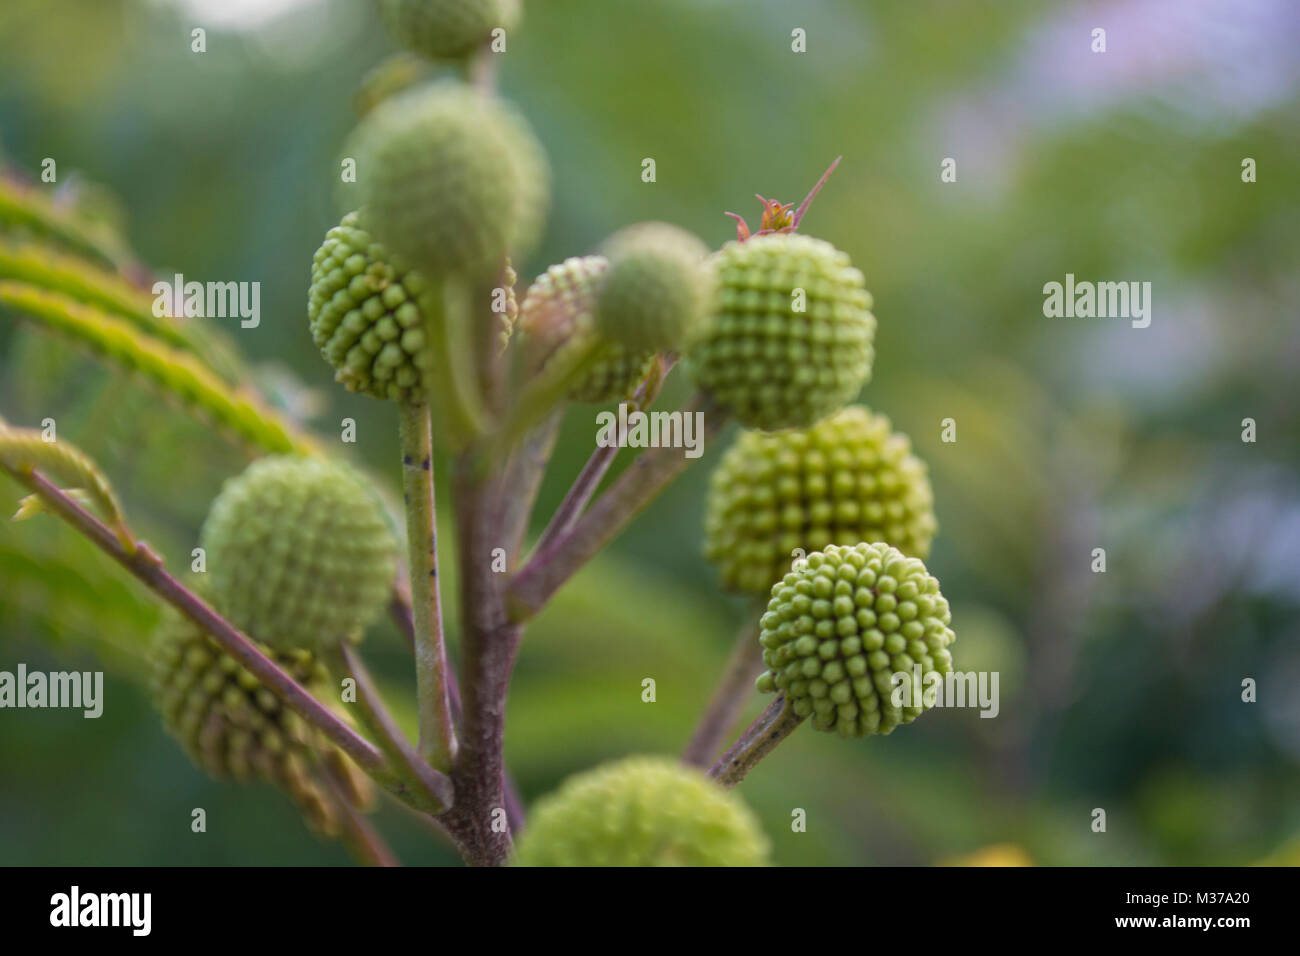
[345,82,548,279]
[758,542,954,738]
[520,255,657,404]
[151,599,372,834]
[513,757,770,867]
[688,233,875,431]
[593,222,712,353]
[705,406,937,592]
[199,456,398,653]
[308,211,436,402]
[381,0,521,62]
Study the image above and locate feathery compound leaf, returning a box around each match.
[0,238,247,384]
[0,282,317,457]
[0,175,127,271]
[13,488,94,520]
[0,416,132,551]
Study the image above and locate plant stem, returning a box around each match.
[397,400,457,770]
[506,390,728,622]
[492,336,600,460]
[682,605,767,768]
[329,643,452,815]
[531,439,618,558]
[320,761,401,867]
[1,462,454,812]
[530,356,674,558]
[708,697,806,788]
[439,460,520,866]
[388,525,530,832]
[423,281,491,445]
[496,411,563,564]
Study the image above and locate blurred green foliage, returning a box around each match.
[1,0,1297,865]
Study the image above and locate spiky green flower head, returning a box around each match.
[757,542,954,738]
[200,456,398,653]
[704,406,937,593]
[381,0,521,62]
[593,222,713,353]
[688,234,875,431]
[308,211,436,402]
[520,255,657,404]
[151,601,373,835]
[513,757,770,867]
[344,82,548,280]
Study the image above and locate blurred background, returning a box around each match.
[1,0,1297,865]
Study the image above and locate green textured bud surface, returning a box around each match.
[689,234,875,431]
[705,406,937,592]
[513,757,770,867]
[308,211,435,402]
[381,0,520,62]
[345,83,547,279]
[758,542,954,737]
[594,222,712,353]
[151,602,368,834]
[520,256,656,403]
[200,456,398,652]
[497,259,519,353]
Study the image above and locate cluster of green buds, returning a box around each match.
[208,0,960,863]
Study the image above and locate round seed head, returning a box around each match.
[688,233,875,431]
[381,0,521,62]
[513,756,771,866]
[757,542,955,738]
[199,456,398,653]
[344,82,548,279]
[151,598,372,834]
[519,255,657,404]
[705,406,936,592]
[593,222,712,353]
[308,211,436,403]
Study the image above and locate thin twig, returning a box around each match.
[530,356,675,559]
[385,590,529,833]
[530,440,618,558]
[1,462,455,812]
[492,336,600,459]
[506,390,728,622]
[331,643,452,815]
[398,401,457,770]
[708,697,806,788]
[320,761,401,868]
[682,605,767,767]
[497,411,563,565]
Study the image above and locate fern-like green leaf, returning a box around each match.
[13,488,94,520]
[0,282,318,457]
[0,175,127,271]
[0,416,133,550]
[0,237,251,384]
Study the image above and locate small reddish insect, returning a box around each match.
[724,156,842,242]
